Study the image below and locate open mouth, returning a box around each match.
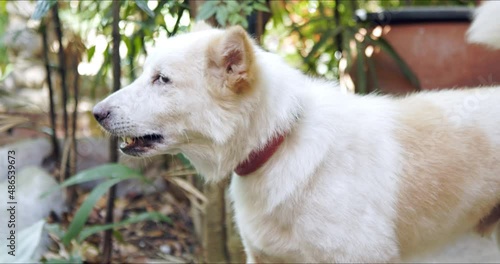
[119,134,163,155]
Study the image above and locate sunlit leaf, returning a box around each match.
[86,45,96,61]
[304,26,343,63]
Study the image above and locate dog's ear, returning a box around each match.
[192,21,213,32]
[207,26,255,94]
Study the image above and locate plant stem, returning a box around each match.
[52,3,68,139]
[40,22,60,167]
[69,56,79,203]
[334,0,342,53]
[102,0,121,262]
[52,3,70,180]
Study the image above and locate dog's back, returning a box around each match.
[467,1,500,49]
[467,0,500,249]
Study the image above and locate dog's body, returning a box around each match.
[94,2,500,262]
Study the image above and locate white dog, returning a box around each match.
[94,3,500,262]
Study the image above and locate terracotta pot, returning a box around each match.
[354,7,500,94]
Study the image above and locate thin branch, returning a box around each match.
[334,0,343,53]
[52,2,68,139]
[40,21,60,167]
[52,2,70,181]
[68,56,79,203]
[170,5,185,37]
[102,0,121,262]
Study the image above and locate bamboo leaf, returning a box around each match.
[304,26,343,63]
[42,163,145,198]
[78,212,172,242]
[356,41,367,94]
[32,0,57,20]
[62,178,122,246]
[366,56,380,92]
[134,0,155,18]
[60,163,143,187]
[372,37,421,91]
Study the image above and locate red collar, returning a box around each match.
[234,133,287,176]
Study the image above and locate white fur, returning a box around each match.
[93,15,500,262]
[467,1,500,49]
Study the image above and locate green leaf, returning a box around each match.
[134,0,155,18]
[371,37,421,91]
[253,2,270,12]
[62,178,122,246]
[43,259,82,264]
[45,223,66,239]
[366,56,380,92]
[42,163,144,198]
[269,1,284,26]
[242,4,253,15]
[41,163,147,198]
[240,18,249,29]
[196,1,218,21]
[32,0,57,20]
[355,41,367,94]
[60,163,142,188]
[228,13,241,26]
[215,8,228,27]
[304,26,343,63]
[86,45,96,61]
[78,212,172,242]
[226,1,240,13]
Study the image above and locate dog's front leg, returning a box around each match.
[241,236,262,263]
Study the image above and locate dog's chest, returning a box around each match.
[236,197,305,260]
[229,176,319,261]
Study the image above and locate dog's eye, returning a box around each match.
[154,74,171,85]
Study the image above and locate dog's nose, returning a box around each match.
[92,104,110,123]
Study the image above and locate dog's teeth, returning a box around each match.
[123,137,134,145]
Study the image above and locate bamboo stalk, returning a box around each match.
[40,22,60,166]
[51,2,68,139]
[52,3,70,182]
[334,0,342,53]
[102,0,121,262]
[68,56,79,203]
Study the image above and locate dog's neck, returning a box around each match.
[182,50,306,182]
[234,131,287,176]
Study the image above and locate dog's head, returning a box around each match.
[93,24,259,157]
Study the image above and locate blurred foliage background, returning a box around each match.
[0,0,479,263]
